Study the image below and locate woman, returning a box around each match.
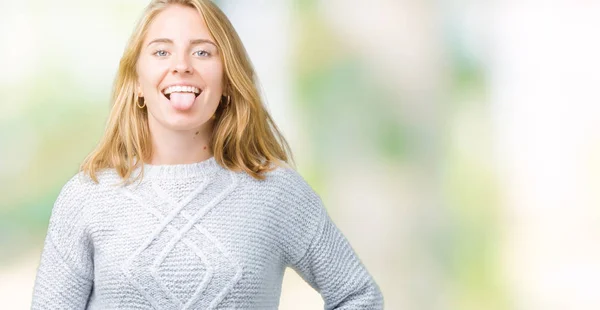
[31,0,384,309]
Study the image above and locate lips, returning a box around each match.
[160,85,202,100]
[162,91,201,100]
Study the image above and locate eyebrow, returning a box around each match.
[146,38,217,48]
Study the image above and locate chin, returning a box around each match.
[147,98,216,132]
[163,116,210,132]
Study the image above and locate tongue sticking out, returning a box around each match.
[168,92,196,111]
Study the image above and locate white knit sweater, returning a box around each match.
[31,157,383,309]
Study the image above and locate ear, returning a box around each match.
[136,83,144,98]
[222,79,231,96]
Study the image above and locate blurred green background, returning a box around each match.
[2,1,600,309]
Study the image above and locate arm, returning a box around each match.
[31,175,94,310]
[276,168,383,309]
[290,206,384,310]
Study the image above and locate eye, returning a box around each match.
[153,50,169,57]
[193,50,210,57]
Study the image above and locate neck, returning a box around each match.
[148,121,214,165]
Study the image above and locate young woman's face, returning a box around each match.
[136,4,223,132]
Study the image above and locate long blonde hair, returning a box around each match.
[81,0,293,183]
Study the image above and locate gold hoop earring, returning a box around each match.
[137,97,145,109]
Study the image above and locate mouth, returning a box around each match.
[161,85,202,100]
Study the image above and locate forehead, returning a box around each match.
[144,4,212,44]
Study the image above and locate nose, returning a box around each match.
[171,53,193,74]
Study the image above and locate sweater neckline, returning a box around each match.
[140,156,221,179]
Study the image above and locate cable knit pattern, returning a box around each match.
[31,157,383,309]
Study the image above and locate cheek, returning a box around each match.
[136,66,151,91]
[137,59,166,89]
[204,62,224,91]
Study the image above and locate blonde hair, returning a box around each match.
[81,0,294,183]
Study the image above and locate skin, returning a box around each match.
[136,4,224,165]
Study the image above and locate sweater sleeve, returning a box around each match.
[31,174,94,310]
[282,171,384,309]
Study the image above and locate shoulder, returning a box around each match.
[240,165,326,229]
[50,172,94,219]
[49,169,125,235]
[51,170,119,218]
[58,169,119,196]
[45,172,98,243]
[54,172,94,209]
[244,166,328,265]
[239,165,323,206]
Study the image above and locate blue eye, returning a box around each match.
[194,50,210,57]
[154,50,168,57]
